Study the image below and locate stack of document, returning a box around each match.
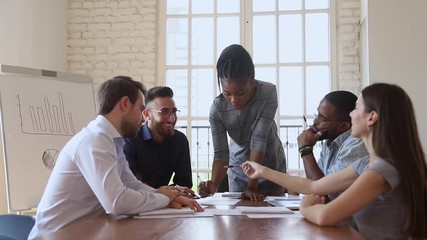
[220,192,242,198]
[235,206,293,214]
[265,195,301,210]
[136,208,196,218]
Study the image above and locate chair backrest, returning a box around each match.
[0,214,35,240]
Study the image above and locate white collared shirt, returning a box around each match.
[29,115,169,239]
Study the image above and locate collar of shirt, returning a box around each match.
[95,115,126,168]
[95,115,122,139]
[141,124,153,141]
[325,129,352,148]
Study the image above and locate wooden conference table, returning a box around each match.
[35,200,365,240]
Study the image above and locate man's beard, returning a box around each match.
[154,122,175,139]
[122,120,139,138]
[312,124,332,141]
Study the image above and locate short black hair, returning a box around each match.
[216,44,255,91]
[97,76,146,115]
[145,86,174,107]
[323,90,357,123]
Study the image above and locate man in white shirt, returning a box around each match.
[29,76,203,239]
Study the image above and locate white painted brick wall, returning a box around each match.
[68,0,362,93]
[67,0,157,90]
[338,0,362,94]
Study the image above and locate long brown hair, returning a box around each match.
[362,83,427,238]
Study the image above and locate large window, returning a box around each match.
[158,0,335,184]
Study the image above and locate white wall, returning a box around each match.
[362,0,427,149]
[0,0,68,213]
[0,0,68,70]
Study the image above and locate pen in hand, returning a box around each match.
[197,175,212,197]
[303,115,323,137]
[223,165,240,168]
[197,175,203,184]
[303,115,308,129]
[173,185,198,198]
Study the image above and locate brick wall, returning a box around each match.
[68,0,157,90]
[337,0,362,94]
[68,0,362,93]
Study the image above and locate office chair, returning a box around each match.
[0,214,35,240]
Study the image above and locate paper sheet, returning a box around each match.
[196,196,240,206]
[247,211,303,219]
[235,206,294,214]
[137,207,195,216]
[265,194,301,210]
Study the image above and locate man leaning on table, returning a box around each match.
[29,76,203,239]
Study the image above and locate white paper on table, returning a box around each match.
[135,207,214,218]
[235,206,294,214]
[265,194,301,210]
[135,212,214,219]
[247,211,302,218]
[136,207,195,216]
[246,212,302,218]
[265,194,302,201]
[220,192,242,198]
[203,208,242,216]
[197,196,240,206]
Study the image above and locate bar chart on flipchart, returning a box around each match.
[0,65,96,212]
[17,92,76,136]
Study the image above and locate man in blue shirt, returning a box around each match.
[124,86,192,189]
[297,91,368,200]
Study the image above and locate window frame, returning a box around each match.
[157,0,337,174]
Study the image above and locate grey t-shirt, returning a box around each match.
[352,156,409,240]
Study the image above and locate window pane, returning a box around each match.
[253,15,276,64]
[253,0,276,12]
[279,67,303,115]
[192,0,213,14]
[166,69,188,116]
[191,120,213,169]
[280,119,303,170]
[279,0,302,10]
[306,66,330,115]
[176,120,187,129]
[217,17,240,58]
[167,0,189,14]
[279,14,302,63]
[191,69,214,117]
[305,0,329,10]
[255,67,276,85]
[192,18,214,65]
[166,18,188,65]
[306,13,329,62]
[217,0,239,13]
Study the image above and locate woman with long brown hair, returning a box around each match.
[243,83,427,239]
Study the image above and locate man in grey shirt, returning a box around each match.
[298,91,368,199]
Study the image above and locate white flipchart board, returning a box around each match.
[0,65,96,212]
